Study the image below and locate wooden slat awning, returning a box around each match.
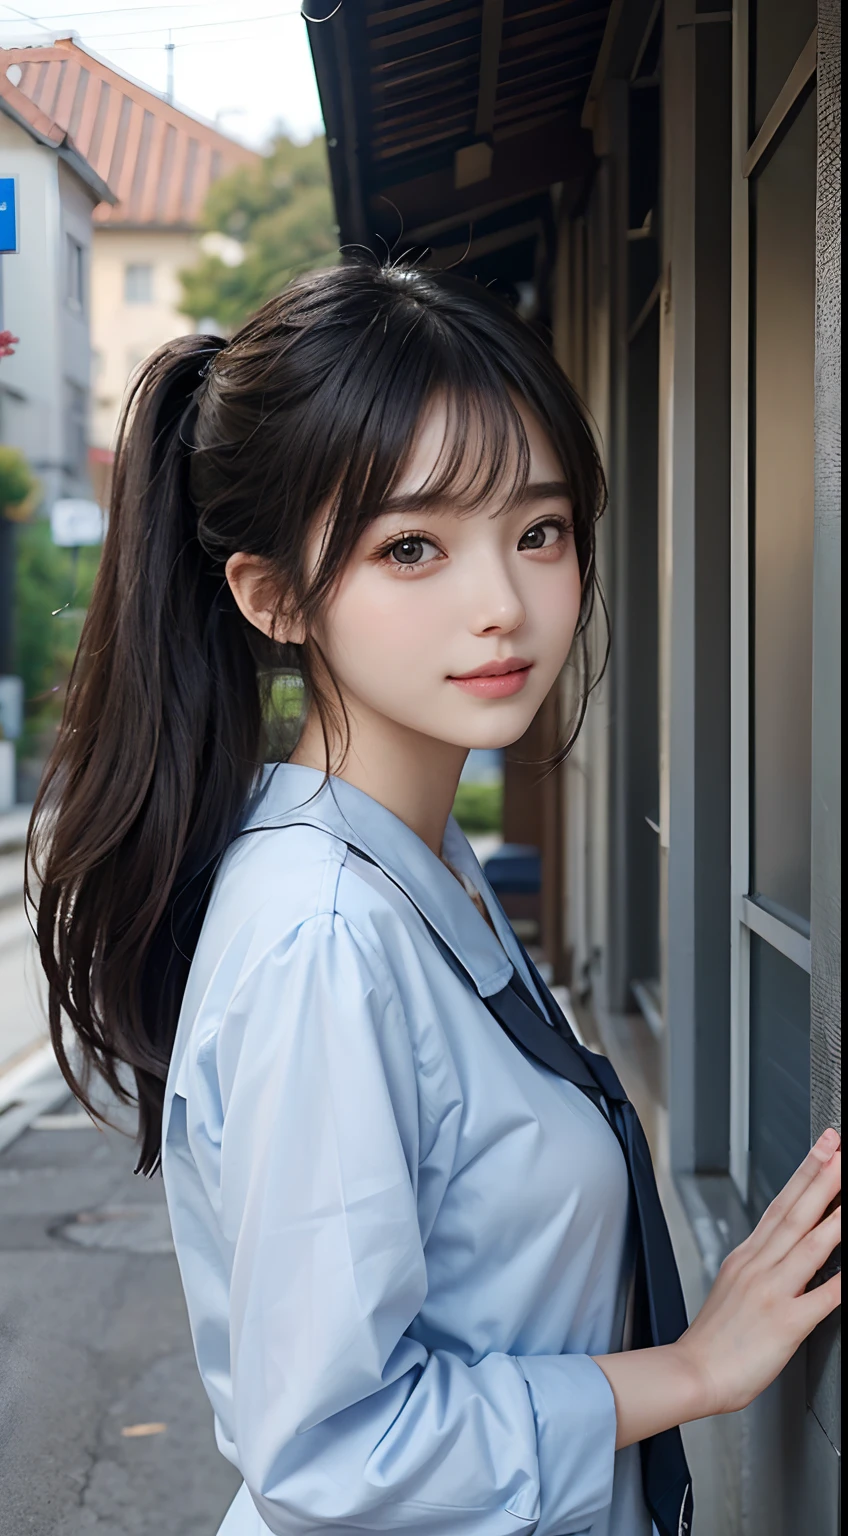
[308,0,609,292]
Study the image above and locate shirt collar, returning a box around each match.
[241,763,515,997]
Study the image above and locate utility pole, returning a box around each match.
[165,32,175,106]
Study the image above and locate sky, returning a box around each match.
[0,0,326,149]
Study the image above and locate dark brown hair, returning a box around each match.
[27,262,607,1172]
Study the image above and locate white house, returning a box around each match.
[0,69,114,512]
[2,36,258,488]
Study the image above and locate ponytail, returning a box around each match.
[27,336,263,1173]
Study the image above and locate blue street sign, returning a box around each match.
[0,178,18,253]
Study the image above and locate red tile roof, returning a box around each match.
[0,60,115,204]
[1,36,259,226]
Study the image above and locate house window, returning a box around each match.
[65,381,88,480]
[124,263,154,303]
[66,235,85,311]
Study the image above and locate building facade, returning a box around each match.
[1,36,258,466]
[0,72,112,512]
[556,5,840,1526]
[308,1,841,1528]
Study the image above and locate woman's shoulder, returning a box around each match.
[170,820,432,1103]
[189,816,425,1010]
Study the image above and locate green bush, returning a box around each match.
[263,670,306,760]
[0,445,36,513]
[451,780,503,834]
[12,521,101,760]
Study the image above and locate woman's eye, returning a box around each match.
[386,536,440,567]
[518,520,568,551]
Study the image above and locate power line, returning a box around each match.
[10,1,294,15]
[104,33,298,52]
[0,9,299,39]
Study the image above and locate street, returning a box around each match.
[0,813,241,1536]
[0,1093,242,1535]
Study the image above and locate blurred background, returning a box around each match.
[0,3,840,1534]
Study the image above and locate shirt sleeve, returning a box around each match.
[192,912,618,1536]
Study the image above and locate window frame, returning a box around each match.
[728,4,818,1200]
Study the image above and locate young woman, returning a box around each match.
[29,264,840,1536]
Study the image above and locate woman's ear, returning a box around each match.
[225,553,306,645]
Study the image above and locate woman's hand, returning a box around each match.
[676,1128,841,1418]
[593,1129,841,1449]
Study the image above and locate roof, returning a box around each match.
[307,0,612,290]
[0,61,115,203]
[0,36,259,227]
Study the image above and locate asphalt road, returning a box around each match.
[0,1092,241,1536]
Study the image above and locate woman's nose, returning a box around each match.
[469,560,526,636]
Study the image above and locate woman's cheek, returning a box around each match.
[535,565,582,661]
[332,579,431,678]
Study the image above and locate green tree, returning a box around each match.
[179,134,338,333]
[13,521,100,759]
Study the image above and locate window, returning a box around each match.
[66,235,85,311]
[124,263,154,304]
[729,17,817,1216]
[750,91,816,923]
[64,381,88,480]
[748,934,810,1220]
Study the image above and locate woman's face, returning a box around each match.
[309,393,583,752]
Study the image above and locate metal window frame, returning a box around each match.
[728,6,819,1201]
[742,27,818,180]
[741,897,812,973]
[728,0,752,1199]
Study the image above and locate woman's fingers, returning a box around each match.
[778,1204,842,1294]
[746,1140,841,1262]
[794,1267,842,1337]
[767,1148,841,1264]
[754,1130,839,1237]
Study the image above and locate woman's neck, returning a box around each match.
[290,703,469,856]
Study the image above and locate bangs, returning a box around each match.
[303,301,551,607]
[381,363,533,520]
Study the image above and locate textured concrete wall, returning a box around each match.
[807,0,842,1477]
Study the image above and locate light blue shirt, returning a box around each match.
[162,764,653,1536]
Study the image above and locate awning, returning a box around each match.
[307,1,611,294]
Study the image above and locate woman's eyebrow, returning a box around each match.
[516,479,572,504]
[377,479,572,518]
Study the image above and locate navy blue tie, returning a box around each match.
[485,951,694,1536]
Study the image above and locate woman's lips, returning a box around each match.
[448,665,533,699]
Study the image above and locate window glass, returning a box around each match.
[750,90,815,922]
[124,263,154,304]
[752,0,816,134]
[64,381,88,480]
[66,235,84,310]
[748,934,810,1223]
